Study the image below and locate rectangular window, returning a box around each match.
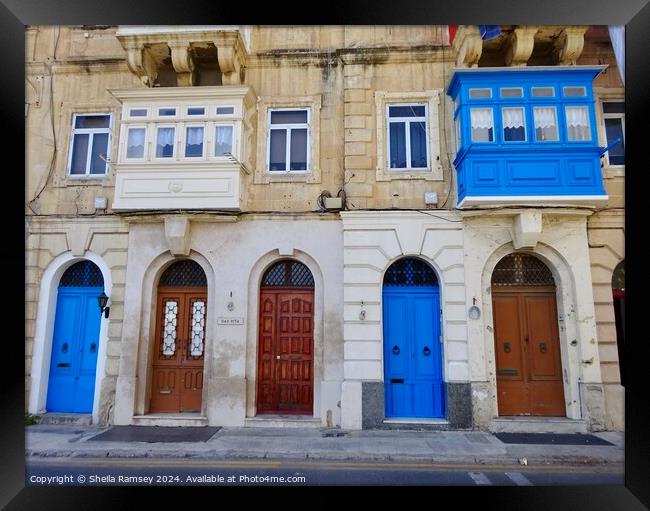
[502,107,526,142]
[387,103,429,169]
[187,107,205,116]
[267,108,309,171]
[216,106,235,115]
[563,86,587,97]
[155,126,175,158]
[565,106,591,141]
[470,108,494,142]
[500,87,523,98]
[455,115,462,150]
[215,125,233,156]
[603,101,625,165]
[185,126,204,157]
[129,108,147,117]
[469,88,492,99]
[126,127,146,159]
[158,107,177,117]
[531,87,555,97]
[533,106,559,141]
[68,114,111,175]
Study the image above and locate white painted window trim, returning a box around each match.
[375,90,443,182]
[183,123,206,159]
[385,103,430,171]
[186,105,206,117]
[127,107,149,119]
[153,124,176,160]
[600,99,625,170]
[122,124,149,161]
[214,123,236,158]
[67,112,112,177]
[156,106,179,118]
[266,107,311,174]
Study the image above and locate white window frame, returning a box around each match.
[601,100,625,168]
[214,123,236,158]
[124,124,148,161]
[186,106,206,117]
[153,124,177,160]
[266,107,311,173]
[385,102,430,171]
[157,106,178,118]
[216,105,236,116]
[501,106,527,143]
[127,107,149,119]
[183,124,206,159]
[67,112,112,177]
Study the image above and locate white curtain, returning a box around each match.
[608,26,625,85]
[534,107,557,129]
[186,127,204,145]
[157,127,174,146]
[215,126,233,155]
[502,108,525,129]
[566,106,591,140]
[470,108,493,129]
[127,128,145,146]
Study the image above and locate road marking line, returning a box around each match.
[468,472,492,485]
[505,471,533,486]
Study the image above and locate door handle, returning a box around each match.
[423,346,431,356]
[539,342,547,353]
[90,343,97,354]
[392,345,400,355]
[61,343,68,353]
[276,355,281,360]
[503,342,511,353]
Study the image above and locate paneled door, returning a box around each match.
[493,287,565,416]
[257,289,314,414]
[150,288,207,413]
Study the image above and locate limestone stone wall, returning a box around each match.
[588,211,624,431]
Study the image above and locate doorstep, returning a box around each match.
[131,414,208,427]
[489,417,588,434]
[244,415,322,429]
[37,413,93,426]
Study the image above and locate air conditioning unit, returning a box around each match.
[324,197,343,210]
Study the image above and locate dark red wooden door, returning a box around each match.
[493,287,565,416]
[150,288,206,413]
[257,289,314,414]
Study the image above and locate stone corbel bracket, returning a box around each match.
[213,31,248,85]
[452,25,483,68]
[164,216,192,256]
[168,40,196,87]
[512,211,543,249]
[505,26,539,67]
[124,43,158,87]
[554,26,588,65]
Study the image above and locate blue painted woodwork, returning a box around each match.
[383,286,445,418]
[446,66,609,206]
[46,286,103,413]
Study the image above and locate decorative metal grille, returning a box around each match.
[161,300,178,356]
[491,253,555,287]
[59,260,104,287]
[159,260,207,287]
[262,260,314,288]
[383,258,438,287]
[190,300,206,357]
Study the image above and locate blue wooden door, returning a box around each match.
[383,287,445,418]
[46,286,102,413]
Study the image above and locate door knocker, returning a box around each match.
[503,341,511,353]
[423,346,431,357]
[392,345,400,355]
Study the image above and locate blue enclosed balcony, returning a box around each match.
[446,66,609,208]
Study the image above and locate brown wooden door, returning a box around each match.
[493,287,565,416]
[150,288,206,413]
[257,289,314,414]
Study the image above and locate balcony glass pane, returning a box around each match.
[531,87,555,97]
[187,107,205,116]
[159,108,176,116]
[469,88,492,99]
[502,107,526,142]
[90,133,108,174]
[215,126,233,156]
[216,106,235,115]
[290,128,308,170]
[563,86,586,97]
[185,127,204,157]
[566,106,591,141]
[534,107,559,141]
[470,108,494,142]
[70,133,89,174]
[389,122,407,168]
[156,127,175,158]
[269,129,287,170]
[410,121,427,167]
[500,88,523,98]
[126,128,145,158]
[129,109,147,117]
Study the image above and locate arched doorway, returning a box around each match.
[491,253,565,416]
[150,260,207,413]
[382,257,444,418]
[257,260,315,415]
[46,260,104,413]
[612,260,625,386]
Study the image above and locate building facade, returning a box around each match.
[25,25,624,432]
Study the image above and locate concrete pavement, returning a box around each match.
[25,425,624,467]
